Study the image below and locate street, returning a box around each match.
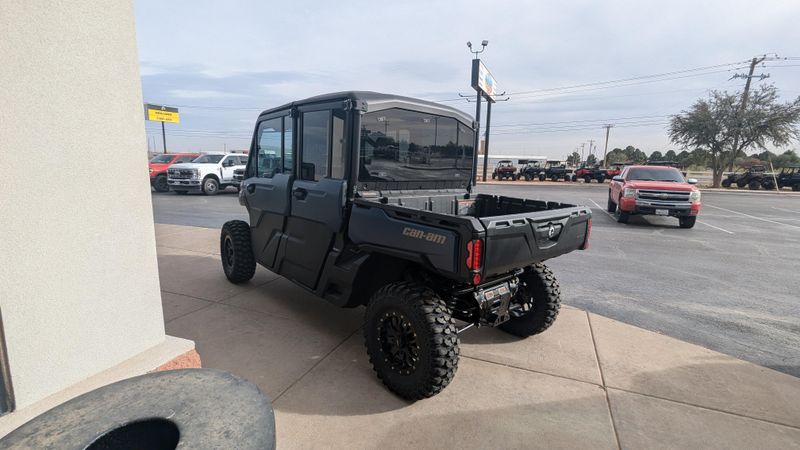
[151,184,800,377]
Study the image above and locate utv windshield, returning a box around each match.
[359,108,474,186]
[150,154,173,163]
[192,155,224,164]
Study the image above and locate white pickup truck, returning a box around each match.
[167,153,248,195]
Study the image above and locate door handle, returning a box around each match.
[246,184,256,194]
[293,188,308,200]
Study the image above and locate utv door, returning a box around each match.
[241,114,293,268]
[279,104,349,289]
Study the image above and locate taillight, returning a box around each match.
[466,239,483,270]
[466,239,484,285]
[581,218,592,250]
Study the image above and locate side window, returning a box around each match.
[300,110,330,181]
[255,118,282,178]
[176,156,195,163]
[330,110,346,179]
[283,117,293,174]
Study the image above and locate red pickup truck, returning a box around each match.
[607,165,701,228]
[149,153,200,192]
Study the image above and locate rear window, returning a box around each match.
[150,154,173,163]
[359,108,474,185]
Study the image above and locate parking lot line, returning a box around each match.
[588,199,614,219]
[705,204,800,230]
[696,220,734,234]
[771,206,800,215]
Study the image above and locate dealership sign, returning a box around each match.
[145,103,180,123]
[471,59,499,100]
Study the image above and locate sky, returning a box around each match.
[134,0,800,159]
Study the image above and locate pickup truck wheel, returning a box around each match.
[679,216,697,229]
[364,282,459,400]
[607,192,616,213]
[499,264,561,337]
[153,175,169,192]
[220,220,256,284]
[203,177,219,195]
[615,198,630,224]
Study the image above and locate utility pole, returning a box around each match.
[580,143,585,165]
[602,124,614,167]
[587,139,595,163]
[161,122,167,154]
[728,55,770,170]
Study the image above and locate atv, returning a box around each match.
[220,92,592,400]
[491,160,518,180]
[761,165,800,191]
[543,161,573,182]
[721,165,767,190]
[574,165,606,183]
[518,160,546,181]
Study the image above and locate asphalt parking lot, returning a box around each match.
[151,184,800,378]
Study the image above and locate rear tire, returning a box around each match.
[220,220,256,284]
[584,176,592,184]
[492,173,497,180]
[153,175,169,192]
[615,197,630,224]
[721,179,732,188]
[539,174,545,181]
[499,264,561,337]
[679,216,697,229]
[793,184,800,192]
[748,180,760,190]
[607,192,616,213]
[203,177,220,195]
[364,282,459,400]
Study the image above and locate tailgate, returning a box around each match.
[480,206,591,277]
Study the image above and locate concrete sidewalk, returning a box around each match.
[155,224,800,450]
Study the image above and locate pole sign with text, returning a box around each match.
[471,59,498,102]
[144,103,180,123]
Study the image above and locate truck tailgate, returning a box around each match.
[479,206,591,277]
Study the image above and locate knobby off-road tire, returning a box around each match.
[721,179,732,188]
[364,282,459,400]
[679,216,697,229]
[748,180,761,190]
[499,263,561,337]
[220,220,256,284]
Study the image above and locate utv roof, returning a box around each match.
[257,91,475,126]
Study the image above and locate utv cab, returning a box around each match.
[220,92,591,400]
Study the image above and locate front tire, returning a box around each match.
[679,216,697,229]
[607,192,616,213]
[153,175,169,192]
[203,177,220,195]
[748,180,760,190]
[539,174,546,181]
[499,264,561,337]
[220,220,256,284]
[615,197,630,224]
[721,179,732,188]
[364,282,459,400]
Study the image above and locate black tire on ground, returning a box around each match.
[748,180,760,190]
[793,184,800,192]
[761,181,774,190]
[524,174,531,181]
[220,220,256,284]
[721,179,732,188]
[499,263,561,337]
[539,174,545,181]
[584,176,592,184]
[615,197,630,224]
[153,175,169,192]
[607,192,616,213]
[551,175,558,182]
[174,190,188,195]
[492,173,497,180]
[203,177,220,195]
[364,282,459,400]
[736,179,747,188]
[679,216,697,229]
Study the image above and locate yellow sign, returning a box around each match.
[145,104,180,123]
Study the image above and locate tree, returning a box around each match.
[567,151,580,165]
[669,86,800,187]
[586,154,597,166]
[664,150,677,161]
[649,150,664,161]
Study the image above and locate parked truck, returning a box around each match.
[220,92,592,400]
[167,153,248,195]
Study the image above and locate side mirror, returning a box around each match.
[612,176,624,182]
[687,178,698,185]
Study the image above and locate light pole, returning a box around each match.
[467,40,488,185]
